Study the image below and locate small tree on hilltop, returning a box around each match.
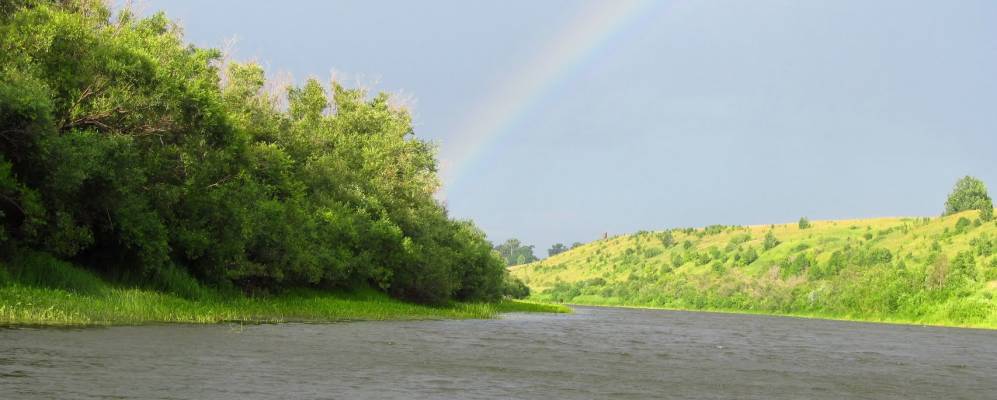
[548,243,568,257]
[945,176,994,221]
[798,217,811,230]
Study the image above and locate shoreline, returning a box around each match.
[557,300,997,331]
[0,284,569,327]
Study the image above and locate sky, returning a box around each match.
[142,0,997,256]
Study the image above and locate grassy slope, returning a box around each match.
[512,210,997,329]
[0,260,568,326]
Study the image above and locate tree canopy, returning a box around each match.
[494,239,538,266]
[0,1,510,303]
[945,176,993,221]
[547,243,567,257]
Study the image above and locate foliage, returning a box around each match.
[945,176,993,221]
[798,217,811,230]
[547,243,568,257]
[502,275,530,299]
[763,231,781,251]
[495,238,538,266]
[513,211,997,329]
[0,2,508,304]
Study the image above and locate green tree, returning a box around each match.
[0,1,507,304]
[548,243,568,257]
[945,176,993,221]
[495,238,538,266]
[798,217,812,230]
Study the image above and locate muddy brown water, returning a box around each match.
[2,306,996,399]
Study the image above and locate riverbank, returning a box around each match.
[0,261,568,326]
[0,286,567,327]
[553,300,997,330]
[514,211,997,330]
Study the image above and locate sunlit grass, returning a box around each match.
[0,259,569,326]
[513,210,997,329]
[0,284,569,327]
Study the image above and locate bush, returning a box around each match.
[763,231,780,251]
[658,231,675,247]
[503,276,530,299]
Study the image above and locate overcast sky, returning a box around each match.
[144,0,997,256]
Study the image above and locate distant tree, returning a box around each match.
[547,243,568,257]
[657,231,675,247]
[763,231,781,251]
[945,176,993,221]
[495,238,538,266]
[571,242,584,249]
[798,217,812,230]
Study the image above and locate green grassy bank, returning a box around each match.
[0,258,568,327]
[512,210,997,329]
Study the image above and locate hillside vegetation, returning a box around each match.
[512,210,997,328]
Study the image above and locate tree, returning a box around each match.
[0,2,508,304]
[798,217,812,230]
[548,243,568,257]
[945,176,993,221]
[494,238,538,266]
[571,242,583,249]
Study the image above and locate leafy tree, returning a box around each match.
[945,176,993,221]
[798,217,811,230]
[0,2,507,304]
[547,243,568,257]
[571,241,583,249]
[495,238,538,266]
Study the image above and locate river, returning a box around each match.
[2,306,995,399]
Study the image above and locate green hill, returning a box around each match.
[511,211,997,328]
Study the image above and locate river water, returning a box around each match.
[2,306,995,399]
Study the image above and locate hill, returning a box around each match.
[511,211,997,328]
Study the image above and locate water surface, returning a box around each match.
[2,306,995,399]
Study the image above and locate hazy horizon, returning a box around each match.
[144,0,997,256]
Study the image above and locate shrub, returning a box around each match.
[971,234,993,257]
[763,231,781,251]
[658,231,676,248]
[740,247,759,265]
[671,253,685,268]
[503,276,530,299]
[955,217,972,234]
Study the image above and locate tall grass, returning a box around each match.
[0,258,568,326]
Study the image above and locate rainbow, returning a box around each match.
[439,0,657,194]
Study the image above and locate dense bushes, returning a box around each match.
[0,1,508,303]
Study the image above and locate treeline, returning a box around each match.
[495,238,584,266]
[0,1,517,303]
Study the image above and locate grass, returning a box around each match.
[0,256,569,327]
[512,210,997,329]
